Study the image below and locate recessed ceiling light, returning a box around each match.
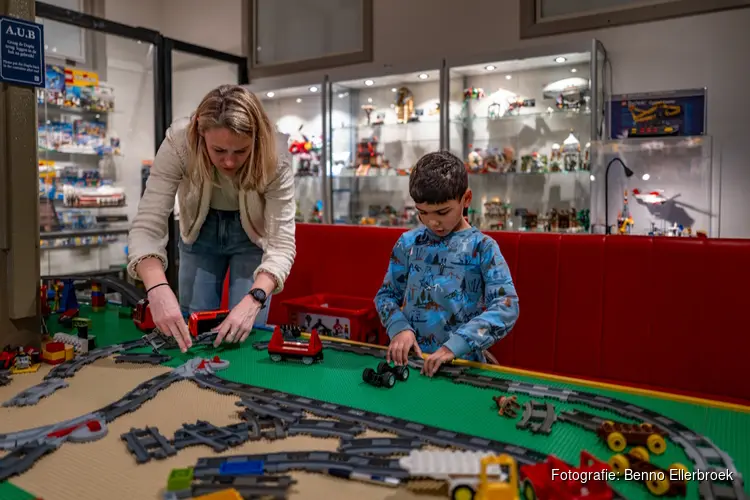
[265,91,275,98]
[571,68,577,73]
[367,98,373,103]
[338,93,344,98]
[296,98,302,103]
[642,173,650,181]
[391,87,397,92]
[364,79,374,86]
[505,75,512,80]
[555,56,567,63]
[485,65,496,71]
[418,73,429,80]
[309,86,318,93]
[589,175,595,182]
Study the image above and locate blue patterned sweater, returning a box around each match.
[374,226,519,362]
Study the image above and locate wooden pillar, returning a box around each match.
[0,0,42,348]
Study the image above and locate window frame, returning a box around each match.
[520,0,750,38]
[246,0,373,79]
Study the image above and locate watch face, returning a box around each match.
[251,289,266,303]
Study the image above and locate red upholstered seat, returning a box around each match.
[226,223,750,404]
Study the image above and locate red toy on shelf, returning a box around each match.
[520,450,614,500]
[267,326,323,365]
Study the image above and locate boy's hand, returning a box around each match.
[422,346,456,377]
[387,330,422,366]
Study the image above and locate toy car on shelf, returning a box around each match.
[520,450,614,500]
[363,367,396,388]
[377,361,409,381]
[608,446,688,497]
[597,420,667,454]
[267,326,323,365]
[188,310,229,337]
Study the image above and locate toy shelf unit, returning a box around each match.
[447,47,603,234]
[328,69,441,227]
[37,65,129,275]
[589,136,716,237]
[260,84,325,224]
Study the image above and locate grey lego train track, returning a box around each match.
[45,274,146,307]
[287,419,366,440]
[516,401,556,435]
[256,337,745,499]
[0,371,10,386]
[338,437,425,456]
[448,374,745,500]
[2,378,69,407]
[557,409,609,432]
[114,353,172,365]
[192,450,408,480]
[0,440,61,481]
[44,338,148,380]
[192,373,547,466]
[166,474,296,500]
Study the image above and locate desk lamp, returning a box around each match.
[604,157,634,234]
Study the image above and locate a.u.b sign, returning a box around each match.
[0,15,45,88]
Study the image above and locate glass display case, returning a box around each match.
[260,84,325,224]
[447,50,596,233]
[328,68,441,226]
[37,49,134,276]
[589,136,716,237]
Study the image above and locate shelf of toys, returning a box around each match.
[37,65,129,273]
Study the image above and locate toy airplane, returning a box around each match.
[542,77,589,99]
[632,188,669,205]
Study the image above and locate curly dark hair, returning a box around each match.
[409,150,468,204]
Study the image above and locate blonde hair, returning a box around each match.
[187,84,277,192]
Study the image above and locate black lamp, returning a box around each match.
[604,157,634,234]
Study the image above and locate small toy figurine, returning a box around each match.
[14,348,31,371]
[493,395,521,418]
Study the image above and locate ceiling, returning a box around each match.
[451,52,590,76]
[255,84,323,100]
[334,69,441,90]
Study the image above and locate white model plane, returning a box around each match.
[632,188,668,204]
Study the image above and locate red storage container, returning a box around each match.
[281,293,385,345]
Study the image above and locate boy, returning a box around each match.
[374,151,519,377]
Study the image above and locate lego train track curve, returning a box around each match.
[254,337,746,500]
[43,274,146,308]
[192,373,548,466]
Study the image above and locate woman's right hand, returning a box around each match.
[148,285,192,353]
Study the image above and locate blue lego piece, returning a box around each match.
[218,459,264,476]
[60,279,79,312]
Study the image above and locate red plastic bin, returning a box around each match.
[281,293,385,345]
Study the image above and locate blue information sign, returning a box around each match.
[609,88,706,139]
[0,16,45,88]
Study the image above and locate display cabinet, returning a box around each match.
[327,68,442,226]
[37,64,130,276]
[446,43,606,233]
[589,136,716,237]
[260,84,326,224]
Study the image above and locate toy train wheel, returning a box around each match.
[669,463,689,478]
[270,354,282,362]
[606,431,627,452]
[647,433,667,455]
[521,479,537,500]
[608,454,630,476]
[450,485,475,500]
[631,446,650,462]
[302,356,313,365]
[646,476,670,496]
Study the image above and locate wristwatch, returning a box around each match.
[248,288,267,308]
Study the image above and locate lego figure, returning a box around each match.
[493,395,521,418]
[14,348,31,371]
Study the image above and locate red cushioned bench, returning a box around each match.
[258,224,749,405]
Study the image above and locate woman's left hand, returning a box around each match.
[214,296,261,347]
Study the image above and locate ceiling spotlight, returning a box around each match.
[391,87,397,92]
[309,86,319,93]
[505,75,512,80]
[555,56,567,63]
[642,173,651,181]
[571,68,577,73]
[296,98,302,103]
[590,175,595,182]
[338,93,344,98]
[265,91,275,98]
[485,65,496,71]
[367,98,373,103]
[364,79,374,86]
[418,73,429,80]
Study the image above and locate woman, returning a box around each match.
[128,84,295,353]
